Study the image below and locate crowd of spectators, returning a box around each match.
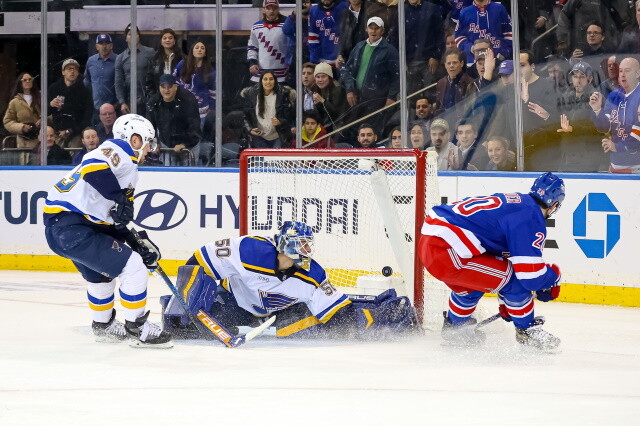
[3,0,640,173]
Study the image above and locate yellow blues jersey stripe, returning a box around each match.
[43,139,140,226]
[193,235,349,319]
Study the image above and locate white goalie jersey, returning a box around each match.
[192,236,351,321]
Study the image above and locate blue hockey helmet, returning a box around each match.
[275,221,314,264]
[529,172,566,211]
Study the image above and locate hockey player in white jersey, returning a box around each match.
[161,221,418,340]
[43,114,172,348]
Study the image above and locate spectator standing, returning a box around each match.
[3,72,41,165]
[365,0,399,37]
[72,127,100,165]
[247,0,288,83]
[243,71,294,148]
[115,24,155,116]
[282,0,311,86]
[48,58,93,149]
[83,34,118,120]
[31,126,71,166]
[517,0,554,62]
[310,62,347,132]
[454,0,513,66]
[600,55,621,98]
[145,28,183,99]
[146,74,202,166]
[300,62,317,113]
[337,0,369,68]
[435,48,476,123]
[389,0,444,96]
[174,41,216,128]
[569,22,608,87]
[96,103,116,142]
[590,57,640,173]
[618,0,640,54]
[426,118,461,170]
[308,0,349,67]
[341,17,400,136]
[557,0,631,56]
[556,62,604,172]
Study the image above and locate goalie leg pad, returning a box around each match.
[355,295,419,337]
[163,265,218,327]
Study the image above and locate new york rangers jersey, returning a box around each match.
[193,236,351,320]
[455,1,512,65]
[43,139,139,226]
[247,16,288,82]
[308,1,348,64]
[422,192,557,291]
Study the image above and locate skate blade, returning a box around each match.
[95,335,127,343]
[440,339,485,348]
[518,343,562,355]
[128,339,174,349]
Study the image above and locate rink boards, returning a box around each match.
[0,167,638,307]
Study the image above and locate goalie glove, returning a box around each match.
[536,263,561,302]
[110,188,135,228]
[131,230,161,268]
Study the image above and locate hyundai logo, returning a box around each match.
[134,190,187,231]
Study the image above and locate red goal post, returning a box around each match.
[239,148,442,324]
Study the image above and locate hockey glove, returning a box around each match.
[536,264,561,302]
[498,301,512,322]
[110,189,135,228]
[133,230,162,268]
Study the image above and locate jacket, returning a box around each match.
[145,50,182,98]
[146,86,202,149]
[338,0,368,62]
[47,78,93,137]
[242,84,294,145]
[310,80,347,130]
[3,93,41,149]
[389,0,444,63]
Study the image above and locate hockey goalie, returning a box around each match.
[160,221,419,340]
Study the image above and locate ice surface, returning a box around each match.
[1,270,639,425]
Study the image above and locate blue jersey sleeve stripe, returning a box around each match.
[242,263,278,277]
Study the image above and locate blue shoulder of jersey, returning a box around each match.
[291,260,328,289]
[106,138,139,164]
[239,236,279,276]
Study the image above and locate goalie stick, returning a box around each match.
[124,224,275,348]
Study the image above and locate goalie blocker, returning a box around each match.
[160,265,419,340]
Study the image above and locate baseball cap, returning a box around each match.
[570,61,593,77]
[159,74,177,86]
[430,118,449,133]
[367,17,384,28]
[314,62,333,78]
[263,0,279,7]
[498,60,514,76]
[96,34,112,44]
[62,58,80,70]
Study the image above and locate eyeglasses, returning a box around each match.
[586,31,603,35]
[21,78,33,82]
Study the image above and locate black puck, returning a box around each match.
[382,266,393,277]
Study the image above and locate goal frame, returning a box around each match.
[239,148,429,320]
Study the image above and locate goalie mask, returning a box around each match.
[112,114,157,159]
[275,221,314,267]
[529,172,565,216]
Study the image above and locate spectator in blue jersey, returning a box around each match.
[590,57,640,173]
[84,34,117,121]
[96,103,116,143]
[419,172,566,352]
[389,0,444,96]
[337,0,369,69]
[308,0,348,67]
[247,0,288,83]
[72,127,100,166]
[454,0,512,67]
[115,24,155,116]
[341,17,400,137]
[145,28,183,100]
[282,0,311,87]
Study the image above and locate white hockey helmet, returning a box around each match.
[112,114,157,157]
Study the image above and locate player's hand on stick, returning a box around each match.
[110,188,135,228]
[134,230,162,268]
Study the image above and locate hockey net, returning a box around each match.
[239,149,447,327]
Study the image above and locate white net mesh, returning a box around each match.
[241,149,444,326]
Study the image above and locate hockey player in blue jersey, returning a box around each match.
[161,221,418,340]
[419,172,565,351]
[43,114,172,348]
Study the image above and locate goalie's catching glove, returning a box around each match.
[536,263,561,302]
[110,188,135,228]
[131,230,161,268]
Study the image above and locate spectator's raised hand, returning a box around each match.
[346,92,358,107]
[602,137,617,153]
[528,102,550,120]
[557,114,573,132]
[483,48,496,78]
[589,92,603,112]
[521,78,529,103]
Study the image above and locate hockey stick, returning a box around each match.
[124,224,275,347]
[475,313,501,329]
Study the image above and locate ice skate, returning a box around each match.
[125,311,173,349]
[92,310,127,343]
[516,317,561,353]
[441,312,486,346]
